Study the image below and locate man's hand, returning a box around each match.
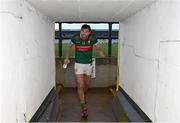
[64,58,70,64]
[100,53,105,58]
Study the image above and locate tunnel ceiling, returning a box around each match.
[27,0,156,22]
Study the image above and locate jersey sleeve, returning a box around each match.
[92,34,98,45]
[71,35,76,44]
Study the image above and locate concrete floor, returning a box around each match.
[37,85,147,122]
[57,87,117,122]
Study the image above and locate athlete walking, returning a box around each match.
[64,24,105,118]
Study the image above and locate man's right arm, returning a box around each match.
[64,41,74,64]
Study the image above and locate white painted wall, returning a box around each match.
[119,0,180,122]
[0,0,55,122]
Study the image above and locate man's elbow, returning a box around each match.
[96,46,101,51]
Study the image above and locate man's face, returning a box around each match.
[80,28,91,40]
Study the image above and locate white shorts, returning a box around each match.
[74,63,93,75]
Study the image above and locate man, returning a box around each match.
[64,24,105,118]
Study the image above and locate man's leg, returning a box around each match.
[84,75,91,94]
[84,75,91,104]
[75,74,88,118]
[75,74,86,104]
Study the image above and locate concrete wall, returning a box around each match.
[0,0,55,122]
[119,0,180,122]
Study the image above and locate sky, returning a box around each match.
[55,23,119,30]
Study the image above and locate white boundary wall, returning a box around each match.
[0,0,55,121]
[119,0,180,121]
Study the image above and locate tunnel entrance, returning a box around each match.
[36,22,120,122]
[55,22,119,88]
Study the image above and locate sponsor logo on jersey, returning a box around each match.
[75,45,93,51]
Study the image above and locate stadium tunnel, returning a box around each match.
[1,0,180,122]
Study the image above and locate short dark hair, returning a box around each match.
[81,24,91,32]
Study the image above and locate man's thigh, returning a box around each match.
[75,74,84,87]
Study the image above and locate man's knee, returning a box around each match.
[77,84,84,90]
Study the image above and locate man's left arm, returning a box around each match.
[94,43,105,57]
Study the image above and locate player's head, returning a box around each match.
[80,24,91,40]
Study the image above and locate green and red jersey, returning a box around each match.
[71,33,98,64]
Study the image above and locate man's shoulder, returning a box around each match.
[90,33,96,37]
[72,33,80,41]
[89,34,97,42]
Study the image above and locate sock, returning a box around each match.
[84,92,88,104]
[81,100,85,107]
[85,95,87,104]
